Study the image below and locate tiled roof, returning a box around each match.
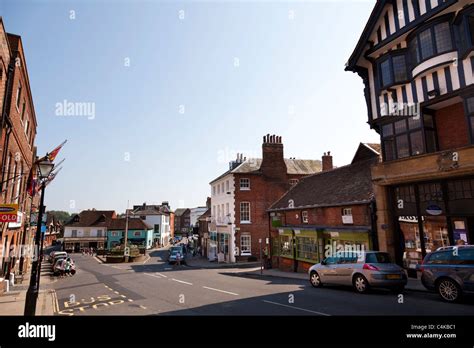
[132,205,171,215]
[65,210,116,227]
[210,158,321,183]
[108,218,151,230]
[364,143,381,154]
[269,157,378,211]
[197,208,211,221]
[174,208,189,216]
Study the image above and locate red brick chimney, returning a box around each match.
[322,151,333,171]
[261,134,287,181]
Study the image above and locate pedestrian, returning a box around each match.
[176,251,181,266]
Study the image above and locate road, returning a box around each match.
[49,248,474,316]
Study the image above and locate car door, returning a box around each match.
[334,253,358,285]
[456,249,474,292]
[319,256,339,284]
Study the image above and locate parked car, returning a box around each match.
[168,246,186,264]
[419,245,474,302]
[309,251,407,293]
[49,251,67,263]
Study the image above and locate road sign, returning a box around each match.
[124,247,130,256]
[0,204,18,222]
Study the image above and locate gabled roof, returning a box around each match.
[197,208,211,221]
[131,204,171,216]
[174,208,190,217]
[108,218,151,230]
[351,143,381,164]
[65,210,116,227]
[269,156,378,211]
[210,158,321,184]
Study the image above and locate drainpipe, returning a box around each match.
[369,198,379,251]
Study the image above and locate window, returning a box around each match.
[226,180,229,192]
[20,101,26,123]
[279,235,293,257]
[382,115,433,161]
[71,230,78,238]
[378,53,408,88]
[24,118,29,137]
[289,179,299,186]
[240,202,250,222]
[111,231,120,237]
[470,12,474,46]
[465,96,474,141]
[134,231,141,237]
[296,236,318,261]
[16,82,21,109]
[342,208,353,224]
[426,251,452,264]
[240,178,250,190]
[241,235,251,255]
[217,184,220,195]
[225,203,229,216]
[302,211,308,223]
[97,230,103,237]
[212,186,216,196]
[408,20,453,65]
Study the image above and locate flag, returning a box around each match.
[26,164,37,197]
[43,167,62,188]
[47,140,67,162]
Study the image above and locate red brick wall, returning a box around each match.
[435,102,469,151]
[281,205,370,227]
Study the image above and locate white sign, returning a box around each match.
[124,247,130,256]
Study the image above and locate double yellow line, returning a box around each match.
[50,289,60,314]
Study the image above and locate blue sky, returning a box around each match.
[2,0,378,214]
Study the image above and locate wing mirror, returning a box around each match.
[321,259,327,265]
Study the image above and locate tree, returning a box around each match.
[47,210,71,224]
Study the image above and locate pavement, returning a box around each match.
[185,254,260,269]
[48,248,474,316]
[0,258,57,315]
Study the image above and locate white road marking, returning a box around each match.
[144,273,164,279]
[114,291,120,294]
[164,268,172,270]
[120,295,127,298]
[112,266,122,269]
[202,286,239,296]
[128,299,134,302]
[155,272,167,278]
[262,300,331,316]
[171,278,193,286]
[139,305,147,309]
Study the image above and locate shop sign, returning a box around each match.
[0,204,18,222]
[426,205,442,216]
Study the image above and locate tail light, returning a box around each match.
[363,263,379,271]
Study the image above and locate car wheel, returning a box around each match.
[437,278,461,303]
[353,274,370,294]
[310,271,322,288]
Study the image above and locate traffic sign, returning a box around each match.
[124,247,130,256]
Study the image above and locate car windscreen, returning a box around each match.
[366,252,391,263]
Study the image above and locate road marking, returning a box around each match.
[114,291,120,294]
[144,273,164,279]
[139,305,147,309]
[112,266,122,269]
[142,255,151,264]
[164,268,172,270]
[171,278,193,285]
[155,272,167,278]
[120,295,127,298]
[128,299,134,302]
[51,290,59,313]
[202,286,239,296]
[262,300,331,316]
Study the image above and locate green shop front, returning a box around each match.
[271,227,372,272]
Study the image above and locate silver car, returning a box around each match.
[308,251,407,293]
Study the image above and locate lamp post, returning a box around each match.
[24,160,54,316]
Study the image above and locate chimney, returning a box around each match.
[322,151,333,171]
[261,134,286,181]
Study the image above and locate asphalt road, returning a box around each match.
[49,249,474,316]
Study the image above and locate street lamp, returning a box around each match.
[24,160,54,316]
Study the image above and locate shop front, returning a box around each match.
[392,177,474,273]
[272,227,371,273]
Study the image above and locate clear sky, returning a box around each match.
[1,0,378,214]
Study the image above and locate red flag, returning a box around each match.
[26,164,37,196]
[47,140,67,162]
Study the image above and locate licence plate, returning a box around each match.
[386,274,401,280]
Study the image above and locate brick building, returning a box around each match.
[0,18,38,280]
[346,1,474,270]
[209,134,321,263]
[268,143,380,273]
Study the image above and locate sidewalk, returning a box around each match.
[185,255,261,269]
[0,260,57,315]
[240,268,428,292]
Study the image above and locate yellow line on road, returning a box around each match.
[262,300,331,316]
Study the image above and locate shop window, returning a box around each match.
[279,235,293,257]
[71,230,77,238]
[296,236,318,262]
[240,235,251,255]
